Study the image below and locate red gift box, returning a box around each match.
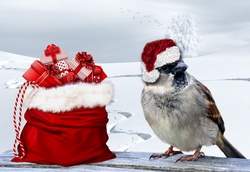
[22,60,63,88]
[40,44,68,65]
[84,65,107,83]
[59,71,78,84]
[60,65,107,84]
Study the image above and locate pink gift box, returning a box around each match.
[40,44,68,65]
[67,52,95,81]
[67,57,92,81]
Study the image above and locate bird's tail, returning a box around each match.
[216,134,246,159]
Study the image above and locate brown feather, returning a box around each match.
[195,78,225,134]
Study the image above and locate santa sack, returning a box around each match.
[12,81,116,166]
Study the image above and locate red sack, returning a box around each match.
[12,81,115,166]
[12,107,115,166]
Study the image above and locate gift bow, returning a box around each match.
[75,52,95,69]
[44,44,61,64]
[44,64,60,76]
[44,44,61,56]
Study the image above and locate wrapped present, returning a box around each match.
[22,60,63,88]
[40,44,68,65]
[84,65,107,83]
[59,71,79,84]
[67,52,95,81]
[55,60,70,79]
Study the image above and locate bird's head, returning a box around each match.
[141,39,187,83]
[157,60,188,76]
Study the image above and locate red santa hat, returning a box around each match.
[141,39,181,82]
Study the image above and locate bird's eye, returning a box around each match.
[169,62,178,68]
[157,62,179,74]
[157,65,170,73]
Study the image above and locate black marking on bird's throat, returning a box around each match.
[153,92,181,113]
[172,73,188,90]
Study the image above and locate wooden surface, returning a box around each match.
[0,151,250,171]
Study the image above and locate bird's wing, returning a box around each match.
[195,78,225,134]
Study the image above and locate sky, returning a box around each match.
[0,0,250,63]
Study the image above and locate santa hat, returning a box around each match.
[141,39,181,83]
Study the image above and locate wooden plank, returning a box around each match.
[1,151,250,171]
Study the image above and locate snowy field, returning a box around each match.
[1,50,250,159]
[1,0,250,160]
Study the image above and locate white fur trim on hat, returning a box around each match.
[23,81,114,113]
[141,46,180,83]
[154,46,180,68]
[142,64,160,83]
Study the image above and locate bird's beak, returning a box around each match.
[171,61,188,75]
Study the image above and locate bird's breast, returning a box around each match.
[141,82,219,152]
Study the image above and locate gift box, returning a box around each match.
[40,44,68,65]
[22,60,63,88]
[59,71,79,84]
[67,52,94,81]
[84,65,107,83]
[55,60,70,79]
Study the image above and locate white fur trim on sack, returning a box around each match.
[23,81,114,112]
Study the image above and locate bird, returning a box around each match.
[140,39,246,162]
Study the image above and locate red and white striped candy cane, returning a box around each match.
[13,81,39,159]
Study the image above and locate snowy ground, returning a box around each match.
[1,50,250,159]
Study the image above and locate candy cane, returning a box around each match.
[13,81,38,159]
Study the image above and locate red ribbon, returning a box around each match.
[44,64,60,76]
[44,44,61,64]
[35,65,61,86]
[75,52,95,70]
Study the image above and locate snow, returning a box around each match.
[1,50,250,159]
[1,0,250,160]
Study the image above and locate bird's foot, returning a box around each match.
[176,149,205,162]
[150,146,183,160]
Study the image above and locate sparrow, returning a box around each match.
[140,39,246,161]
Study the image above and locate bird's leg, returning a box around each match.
[176,147,205,162]
[150,146,183,159]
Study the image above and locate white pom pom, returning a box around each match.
[141,64,160,83]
